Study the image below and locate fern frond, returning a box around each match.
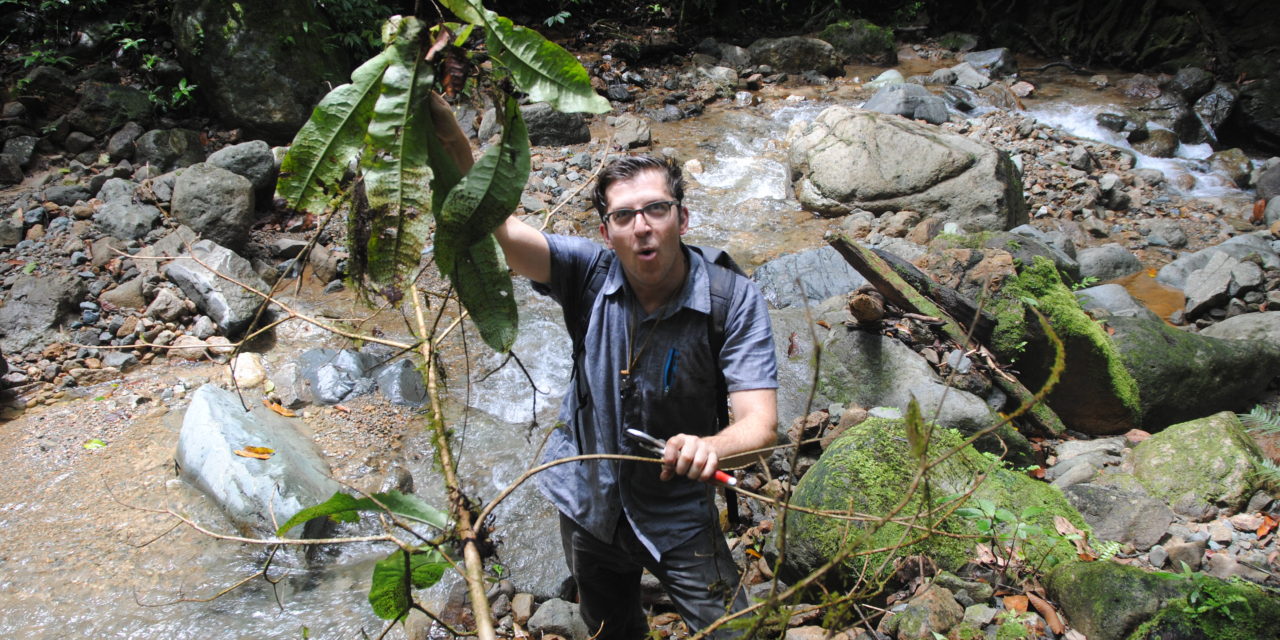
[1240,405,1280,435]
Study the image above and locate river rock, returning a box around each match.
[170,0,350,142]
[1182,251,1239,316]
[860,83,949,125]
[1138,218,1187,248]
[0,272,86,353]
[171,162,255,246]
[134,128,206,173]
[608,113,651,149]
[993,229,1081,282]
[1132,411,1262,517]
[229,352,267,388]
[963,48,1017,77]
[176,384,342,538]
[1108,315,1280,431]
[1077,243,1142,281]
[96,177,137,204]
[1210,148,1252,187]
[1074,284,1160,321]
[1131,127,1179,158]
[780,416,1083,586]
[521,102,590,146]
[748,36,843,76]
[526,598,589,640]
[66,81,152,137]
[751,245,868,309]
[299,348,376,405]
[1201,310,1280,342]
[106,122,146,161]
[1063,483,1173,551]
[1156,232,1280,290]
[948,62,991,90]
[134,225,199,278]
[0,155,21,184]
[1231,69,1280,153]
[374,358,427,406]
[163,239,271,336]
[100,277,145,310]
[144,287,189,322]
[817,19,896,65]
[45,184,93,206]
[206,140,277,197]
[3,136,36,168]
[170,335,209,361]
[93,201,161,241]
[880,585,964,639]
[788,106,1026,230]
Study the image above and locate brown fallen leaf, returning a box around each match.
[334,404,352,414]
[234,448,272,460]
[1003,594,1028,613]
[1027,592,1065,634]
[815,319,831,329]
[1055,515,1097,559]
[244,445,275,455]
[1258,514,1277,538]
[263,398,297,417]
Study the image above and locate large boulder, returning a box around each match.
[0,273,86,353]
[1076,243,1142,281]
[748,36,844,77]
[66,81,152,137]
[134,128,206,173]
[1046,559,1280,640]
[779,417,1086,587]
[93,201,161,240]
[170,0,351,143]
[520,102,591,146]
[787,106,1026,231]
[176,384,341,538]
[206,140,277,199]
[817,19,896,65]
[1201,310,1280,342]
[1156,232,1280,290]
[1108,315,1280,431]
[171,162,256,246]
[860,83,949,125]
[751,245,867,309]
[163,239,271,336]
[1229,68,1280,153]
[1062,483,1174,551]
[1130,411,1262,517]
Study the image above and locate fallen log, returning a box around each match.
[827,232,1066,437]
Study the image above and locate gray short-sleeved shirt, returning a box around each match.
[533,233,777,558]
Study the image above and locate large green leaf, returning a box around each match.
[368,548,449,620]
[275,490,449,537]
[440,0,609,114]
[437,95,530,252]
[449,235,517,353]
[360,16,436,286]
[277,50,393,215]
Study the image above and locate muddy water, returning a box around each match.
[0,57,1265,638]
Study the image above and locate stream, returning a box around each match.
[0,60,1263,638]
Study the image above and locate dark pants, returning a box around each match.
[559,513,748,640]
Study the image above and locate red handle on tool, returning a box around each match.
[712,469,737,486]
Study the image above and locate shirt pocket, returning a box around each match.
[646,345,718,440]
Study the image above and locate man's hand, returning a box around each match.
[661,434,722,483]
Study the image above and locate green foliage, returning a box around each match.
[1179,563,1251,621]
[316,0,395,57]
[368,548,450,619]
[17,45,72,68]
[543,10,571,26]
[1238,405,1280,487]
[954,497,1080,584]
[275,490,449,536]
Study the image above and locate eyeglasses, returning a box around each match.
[602,200,679,228]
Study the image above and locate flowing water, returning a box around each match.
[0,61,1264,638]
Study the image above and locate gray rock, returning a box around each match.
[269,361,309,408]
[817,19,896,65]
[694,65,739,98]
[96,177,137,204]
[751,245,868,309]
[1074,284,1160,321]
[860,83,950,125]
[526,598,589,640]
[963,48,1017,76]
[1183,251,1238,316]
[1076,243,1141,281]
[990,230,1080,282]
[1056,436,1128,462]
[1132,411,1262,517]
[0,272,87,353]
[788,106,1025,231]
[144,287,189,322]
[718,44,752,69]
[64,131,95,154]
[134,225,199,278]
[1049,460,1096,489]
[176,384,341,537]
[66,82,151,137]
[0,154,22,184]
[949,62,991,89]
[3,136,37,168]
[170,0,350,141]
[44,184,93,206]
[1064,483,1174,551]
[1201,311,1280,342]
[521,103,590,146]
[374,359,426,406]
[747,36,844,76]
[1257,163,1280,201]
[299,348,375,405]
[609,113,651,149]
[100,277,146,310]
[1164,537,1207,570]
[1157,232,1280,290]
[101,351,139,371]
[163,239,271,335]
[106,122,146,161]
[206,140,277,196]
[171,162,255,246]
[93,201,161,240]
[0,216,23,246]
[1132,127,1179,158]
[134,129,206,173]
[1139,218,1187,248]
[21,66,74,97]
[1265,197,1280,225]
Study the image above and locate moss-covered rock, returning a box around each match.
[818,19,897,65]
[1130,411,1262,516]
[1045,560,1280,640]
[777,417,1087,589]
[991,257,1141,435]
[1107,315,1280,432]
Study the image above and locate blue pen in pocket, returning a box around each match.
[662,348,679,394]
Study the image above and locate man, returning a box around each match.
[494,154,778,638]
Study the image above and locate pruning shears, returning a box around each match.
[624,428,737,487]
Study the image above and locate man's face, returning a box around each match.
[599,169,688,296]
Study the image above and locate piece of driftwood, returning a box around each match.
[828,233,1066,436]
[864,246,997,343]
[847,285,885,325]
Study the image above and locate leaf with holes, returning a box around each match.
[448,235,517,352]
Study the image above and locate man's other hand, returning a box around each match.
[661,434,721,483]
